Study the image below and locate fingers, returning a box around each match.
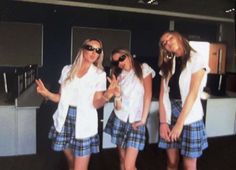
[132,121,144,130]
[35,79,40,86]
[112,74,117,81]
[160,126,170,142]
[35,79,45,88]
[169,131,179,142]
[107,77,112,83]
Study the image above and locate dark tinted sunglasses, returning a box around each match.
[83,44,102,54]
[111,54,126,66]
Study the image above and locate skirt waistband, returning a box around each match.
[69,105,76,109]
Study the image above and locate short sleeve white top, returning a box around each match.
[161,51,209,125]
[53,64,106,139]
[114,63,155,123]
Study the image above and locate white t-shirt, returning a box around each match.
[160,51,209,124]
[114,63,156,123]
[53,64,106,139]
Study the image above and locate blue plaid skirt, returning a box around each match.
[48,106,100,157]
[104,111,146,150]
[159,100,208,158]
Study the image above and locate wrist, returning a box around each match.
[45,92,51,101]
[160,121,168,125]
[114,96,121,101]
[103,92,111,102]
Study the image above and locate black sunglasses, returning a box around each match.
[111,54,126,66]
[83,44,102,54]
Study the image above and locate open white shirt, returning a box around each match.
[52,64,106,139]
[160,51,210,125]
[114,63,156,123]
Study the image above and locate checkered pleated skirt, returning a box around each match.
[104,111,146,150]
[48,106,100,157]
[158,100,208,158]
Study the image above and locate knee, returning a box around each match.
[124,164,135,170]
[167,159,179,169]
[183,157,197,170]
[124,161,136,170]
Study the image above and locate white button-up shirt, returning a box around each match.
[53,64,106,139]
[114,63,155,123]
[161,51,209,125]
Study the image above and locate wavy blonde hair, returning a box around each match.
[65,38,104,83]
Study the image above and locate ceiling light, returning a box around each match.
[225,8,235,13]
[138,0,159,5]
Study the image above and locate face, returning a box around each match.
[160,33,182,56]
[112,53,131,71]
[83,40,102,63]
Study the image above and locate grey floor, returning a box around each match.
[0,102,236,170]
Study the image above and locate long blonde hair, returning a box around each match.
[65,38,104,83]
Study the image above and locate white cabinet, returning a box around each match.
[205,98,236,137]
[0,106,17,156]
[0,84,43,156]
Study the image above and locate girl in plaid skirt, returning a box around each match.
[105,48,155,170]
[158,31,208,170]
[36,39,117,170]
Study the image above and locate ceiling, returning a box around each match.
[14,0,236,22]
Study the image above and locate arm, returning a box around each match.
[132,74,152,130]
[159,78,170,141]
[93,74,120,109]
[93,91,112,109]
[141,74,153,123]
[169,69,205,141]
[35,79,60,103]
[159,78,167,123]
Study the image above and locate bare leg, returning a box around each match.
[166,148,179,170]
[118,147,125,170]
[182,156,197,170]
[74,155,91,170]
[64,148,74,170]
[124,147,139,170]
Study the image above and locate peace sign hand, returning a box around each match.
[35,79,50,98]
[107,74,121,98]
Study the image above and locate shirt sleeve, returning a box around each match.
[95,71,107,91]
[58,65,71,84]
[191,51,210,74]
[142,63,156,78]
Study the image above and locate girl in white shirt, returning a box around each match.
[35,39,116,170]
[158,31,208,170]
[105,48,155,170]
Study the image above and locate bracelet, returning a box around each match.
[160,122,168,125]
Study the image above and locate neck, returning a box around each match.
[77,61,91,77]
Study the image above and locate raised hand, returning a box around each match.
[35,79,50,98]
[107,74,121,98]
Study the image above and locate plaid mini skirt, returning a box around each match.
[48,106,100,157]
[158,100,208,158]
[104,111,146,150]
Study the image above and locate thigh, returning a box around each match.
[125,147,139,167]
[74,155,91,170]
[118,146,126,160]
[182,156,197,170]
[166,148,180,164]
